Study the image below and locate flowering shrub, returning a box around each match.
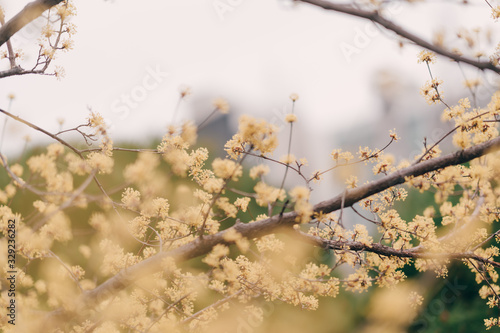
[2,1,500,332]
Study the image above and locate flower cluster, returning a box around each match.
[225,115,279,159]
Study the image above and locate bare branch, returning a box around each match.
[294,230,500,268]
[0,107,82,157]
[0,66,48,78]
[0,66,23,78]
[298,0,500,74]
[0,0,64,48]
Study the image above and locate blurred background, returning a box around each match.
[1,0,500,331]
[1,0,499,197]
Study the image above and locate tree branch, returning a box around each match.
[0,0,64,48]
[293,230,500,268]
[45,135,500,326]
[297,0,500,74]
[0,66,47,78]
[0,108,82,157]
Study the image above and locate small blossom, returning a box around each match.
[280,154,296,165]
[42,24,55,38]
[179,85,192,98]
[203,244,229,267]
[86,152,114,174]
[331,149,354,163]
[310,170,322,183]
[212,158,242,181]
[249,164,270,180]
[54,66,66,79]
[88,111,105,128]
[289,93,299,101]
[417,50,437,64]
[345,175,358,188]
[408,291,424,308]
[389,129,399,141]
[492,6,500,21]
[61,39,74,51]
[254,182,286,206]
[223,228,249,253]
[420,78,443,105]
[213,97,230,114]
[121,188,141,210]
[234,197,251,212]
[285,113,297,123]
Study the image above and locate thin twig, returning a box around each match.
[298,0,500,73]
[0,108,83,157]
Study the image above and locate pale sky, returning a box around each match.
[0,0,497,201]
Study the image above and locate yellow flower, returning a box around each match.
[254,182,286,206]
[61,39,74,51]
[420,78,443,105]
[56,2,77,20]
[54,66,66,79]
[249,164,270,179]
[492,6,500,21]
[223,229,249,253]
[121,188,141,210]
[10,164,23,177]
[417,50,437,64]
[331,149,354,163]
[179,85,192,98]
[42,24,55,38]
[213,97,230,114]
[345,175,358,188]
[289,186,310,202]
[88,111,105,128]
[234,197,251,212]
[289,93,299,101]
[389,129,399,141]
[238,115,279,155]
[86,152,114,174]
[290,186,313,223]
[203,244,229,267]
[285,113,297,123]
[280,154,296,165]
[212,158,242,181]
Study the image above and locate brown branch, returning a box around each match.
[0,0,64,48]
[414,110,492,164]
[297,0,500,74]
[44,135,500,327]
[294,230,500,268]
[0,66,50,78]
[1,66,28,78]
[0,66,21,77]
[0,108,82,157]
